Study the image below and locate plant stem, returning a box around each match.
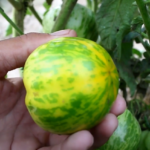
[12,0,27,37]
[29,6,42,25]
[136,0,150,42]
[51,0,77,32]
[93,0,98,13]
[0,7,23,35]
[46,0,53,5]
[8,0,23,10]
[86,0,92,10]
[86,0,98,12]
[13,9,25,36]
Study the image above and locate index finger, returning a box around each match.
[0,30,77,78]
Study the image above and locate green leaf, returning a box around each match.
[26,8,32,15]
[132,48,143,58]
[86,0,92,8]
[115,24,131,59]
[116,61,136,96]
[5,25,12,36]
[121,41,133,65]
[86,0,101,12]
[127,98,143,117]
[132,2,137,6]
[124,31,140,42]
[96,0,137,51]
[142,74,150,83]
[43,2,51,16]
[140,59,150,77]
[131,16,143,33]
[43,2,50,10]
[113,40,133,65]
[144,51,150,59]
[46,0,53,5]
[144,0,150,5]
[114,41,136,96]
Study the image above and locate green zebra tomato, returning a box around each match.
[138,130,150,150]
[23,37,119,134]
[97,109,141,150]
[43,3,98,41]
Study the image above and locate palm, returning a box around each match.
[0,78,69,150]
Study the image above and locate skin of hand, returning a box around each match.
[0,29,126,150]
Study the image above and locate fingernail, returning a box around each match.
[50,29,70,36]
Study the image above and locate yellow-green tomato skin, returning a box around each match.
[23,37,119,134]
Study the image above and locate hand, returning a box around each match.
[0,30,126,150]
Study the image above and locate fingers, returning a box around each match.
[39,95,125,150]
[0,30,77,78]
[39,131,94,150]
[61,131,93,150]
[88,95,126,149]
[49,134,68,146]
[110,94,126,116]
[90,113,118,149]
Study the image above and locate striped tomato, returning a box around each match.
[97,109,141,150]
[138,130,150,150]
[23,37,119,134]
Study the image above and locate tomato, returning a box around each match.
[97,109,141,150]
[138,130,150,150]
[23,37,119,134]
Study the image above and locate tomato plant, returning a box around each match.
[43,3,98,41]
[1,0,150,148]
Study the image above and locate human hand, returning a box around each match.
[0,29,126,150]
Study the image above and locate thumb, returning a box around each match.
[0,29,77,78]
